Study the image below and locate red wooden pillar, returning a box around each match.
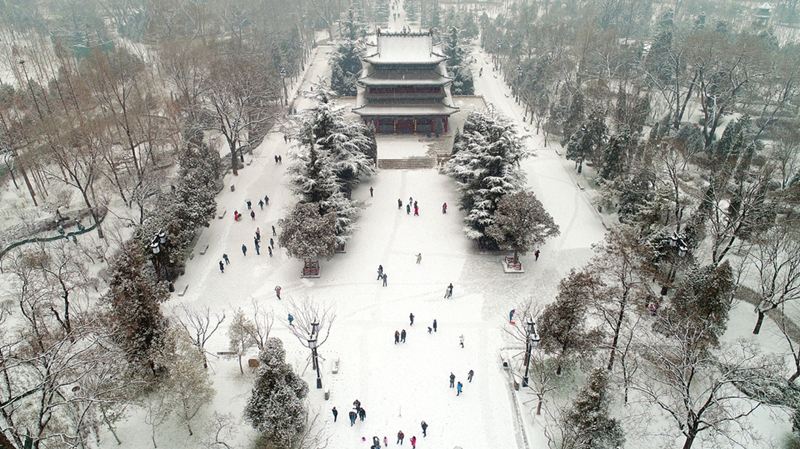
[444,117,449,133]
[376,118,379,134]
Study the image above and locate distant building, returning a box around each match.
[354,29,459,135]
[754,2,772,27]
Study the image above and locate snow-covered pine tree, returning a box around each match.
[561,368,625,449]
[445,110,531,244]
[278,202,338,262]
[288,88,376,248]
[443,26,474,95]
[244,338,309,447]
[330,39,365,97]
[655,261,734,348]
[175,142,222,228]
[103,241,170,374]
[484,190,560,261]
[539,269,603,376]
[403,0,419,22]
[566,108,607,173]
[561,88,584,145]
[598,129,631,181]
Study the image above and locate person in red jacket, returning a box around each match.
[410,436,417,448]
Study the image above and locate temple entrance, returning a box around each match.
[396,119,415,133]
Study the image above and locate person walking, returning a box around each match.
[406,204,411,214]
[223,253,229,264]
[442,202,447,214]
[420,421,428,437]
[219,260,225,273]
[358,407,366,421]
[398,199,403,209]
[268,246,273,257]
[383,436,389,448]
[382,273,388,286]
[331,407,338,422]
[272,225,276,236]
[349,411,357,426]
[250,210,255,220]
[444,283,453,298]
[409,313,414,326]
[449,372,455,388]
[377,265,383,280]
[468,369,474,382]
[509,309,515,322]
[269,237,275,248]
[369,187,373,197]
[264,195,270,205]
[256,227,261,242]
[254,237,260,255]
[433,319,437,332]
[400,329,406,343]
[353,399,361,411]
[414,205,419,216]
[395,330,400,344]
[457,381,463,396]
[246,200,252,210]
[287,313,293,326]
[241,244,247,256]
[459,334,465,348]
[535,249,540,261]
[410,436,417,448]
[275,286,281,300]
[372,436,381,448]
[416,253,422,264]
[258,199,264,209]
[397,431,405,445]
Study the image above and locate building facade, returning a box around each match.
[353,29,459,135]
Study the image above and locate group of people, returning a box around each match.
[333,400,426,449]
[219,224,278,272]
[449,370,475,396]
[377,264,388,286]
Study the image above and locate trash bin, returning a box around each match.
[230,185,235,192]
[324,389,330,400]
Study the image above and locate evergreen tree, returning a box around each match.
[599,129,631,181]
[539,269,603,375]
[403,0,418,22]
[330,40,365,96]
[244,338,309,448]
[278,203,338,262]
[442,26,474,95]
[657,261,735,348]
[561,88,584,144]
[562,368,625,449]
[484,190,560,261]
[103,241,170,374]
[174,141,222,229]
[566,109,607,173]
[445,111,531,244]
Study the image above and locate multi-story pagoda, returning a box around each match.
[353,29,459,135]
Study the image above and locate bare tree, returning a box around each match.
[748,221,800,334]
[286,294,336,346]
[633,321,774,449]
[174,304,226,369]
[248,298,274,351]
[228,307,256,374]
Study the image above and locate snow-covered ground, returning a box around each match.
[18,8,787,449]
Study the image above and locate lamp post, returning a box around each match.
[308,320,322,389]
[516,65,523,102]
[280,67,288,107]
[522,320,540,387]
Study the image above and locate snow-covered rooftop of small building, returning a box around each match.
[363,31,447,65]
[359,70,452,87]
[353,102,459,117]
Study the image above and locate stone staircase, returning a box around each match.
[378,157,437,170]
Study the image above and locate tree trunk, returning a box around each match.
[753,309,767,334]
[682,428,698,449]
[607,296,627,371]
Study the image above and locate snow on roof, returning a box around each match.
[359,70,452,87]
[353,102,459,117]
[363,32,447,65]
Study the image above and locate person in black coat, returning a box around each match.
[349,411,357,426]
[358,407,366,421]
[332,407,338,422]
